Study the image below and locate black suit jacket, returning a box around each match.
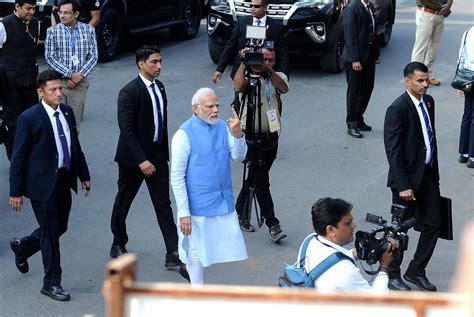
[9,103,90,201]
[384,92,439,194]
[0,65,18,127]
[216,15,289,77]
[114,76,169,168]
[342,0,380,63]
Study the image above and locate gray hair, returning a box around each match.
[191,87,216,106]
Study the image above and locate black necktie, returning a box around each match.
[418,102,436,163]
[150,83,163,144]
[53,111,71,170]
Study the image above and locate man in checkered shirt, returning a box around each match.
[45,0,98,133]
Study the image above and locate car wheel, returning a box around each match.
[208,36,224,64]
[97,8,122,63]
[378,12,393,47]
[320,25,344,74]
[170,0,202,40]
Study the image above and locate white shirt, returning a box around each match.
[170,121,247,219]
[139,73,164,142]
[458,26,474,71]
[300,235,389,294]
[407,90,434,164]
[42,101,71,169]
[0,22,6,47]
[361,0,375,34]
[252,15,267,26]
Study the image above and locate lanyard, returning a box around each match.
[65,25,78,53]
[264,79,272,103]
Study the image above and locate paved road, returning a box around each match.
[0,1,472,315]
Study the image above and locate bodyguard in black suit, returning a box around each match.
[212,0,289,83]
[0,64,19,160]
[342,0,380,138]
[384,62,442,292]
[110,45,186,277]
[9,70,91,301]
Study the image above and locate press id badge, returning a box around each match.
[266,109,280,133]
[72,55,80,66]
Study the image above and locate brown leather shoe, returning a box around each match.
[428,78,441,86]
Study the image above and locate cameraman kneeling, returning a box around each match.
[304,197,395,293]
[233,48,289,242]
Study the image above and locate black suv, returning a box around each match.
[0,0,205,62]
[207,0,395,73]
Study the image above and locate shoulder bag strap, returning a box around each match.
[307,252,355,283]
[297,234,317,267]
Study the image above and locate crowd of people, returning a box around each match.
[0,0,472,303]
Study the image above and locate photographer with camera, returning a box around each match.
[212,0,288,83]
[302,197,395,293]
[233,47,288,242]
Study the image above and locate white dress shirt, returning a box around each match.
[139,73,164,142]
[300,234,389,293]
[361,0,375,34]
[407,90,434,164]
[42,101,71,169]
[253,15,267,26]
[0,22,6,47]
[170,119,248,267]
[458,26,474,71]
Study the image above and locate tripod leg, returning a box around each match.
[241,187,255,232]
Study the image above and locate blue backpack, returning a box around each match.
[278,234,355,288]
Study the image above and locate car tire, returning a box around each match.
[208,36,225,64]
[378,6,393,47]
[97,8,122,63]
[170,0,202,40]
[320,23,344,74]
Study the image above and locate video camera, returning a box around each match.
[355,205,416,265]
[244,25,273,67]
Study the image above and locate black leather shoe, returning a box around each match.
[459,154,469,163]
[41,285,71,301]
[388,277,411,291]
[165,251,182,268]
[269,225,287,242]
[403,273,437,292]
[467,158,474,168]
[358,122,372,131]
[347,128,363,138]
[109,244,128,259]
[239,219,255,232]
[178,264,190,283]
[10,239,29,274]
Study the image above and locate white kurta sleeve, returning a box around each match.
[170,129,191,219]
[227,127,247,161]
[0,23,7,47]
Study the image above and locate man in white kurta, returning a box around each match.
[171,88,248,286]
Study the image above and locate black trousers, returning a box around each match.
[458,90,474,157]
[389,166,442,278]
[12,84,38,113]
[19,169,72,287]
[235,135,279,228]
[110,146,178,253]
[345,50,376,125]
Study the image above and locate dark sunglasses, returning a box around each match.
[250,4,263,8]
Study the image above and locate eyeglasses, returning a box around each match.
[250,4,263,8]
[58,10,74,15]
[202,104,220,110]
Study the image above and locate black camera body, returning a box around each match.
[355,210,414,265]
[243,25,274,67]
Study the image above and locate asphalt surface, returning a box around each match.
[0,0,472,315]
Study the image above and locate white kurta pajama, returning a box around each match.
[171,128,248,268]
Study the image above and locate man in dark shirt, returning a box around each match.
[0,0,39,112]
